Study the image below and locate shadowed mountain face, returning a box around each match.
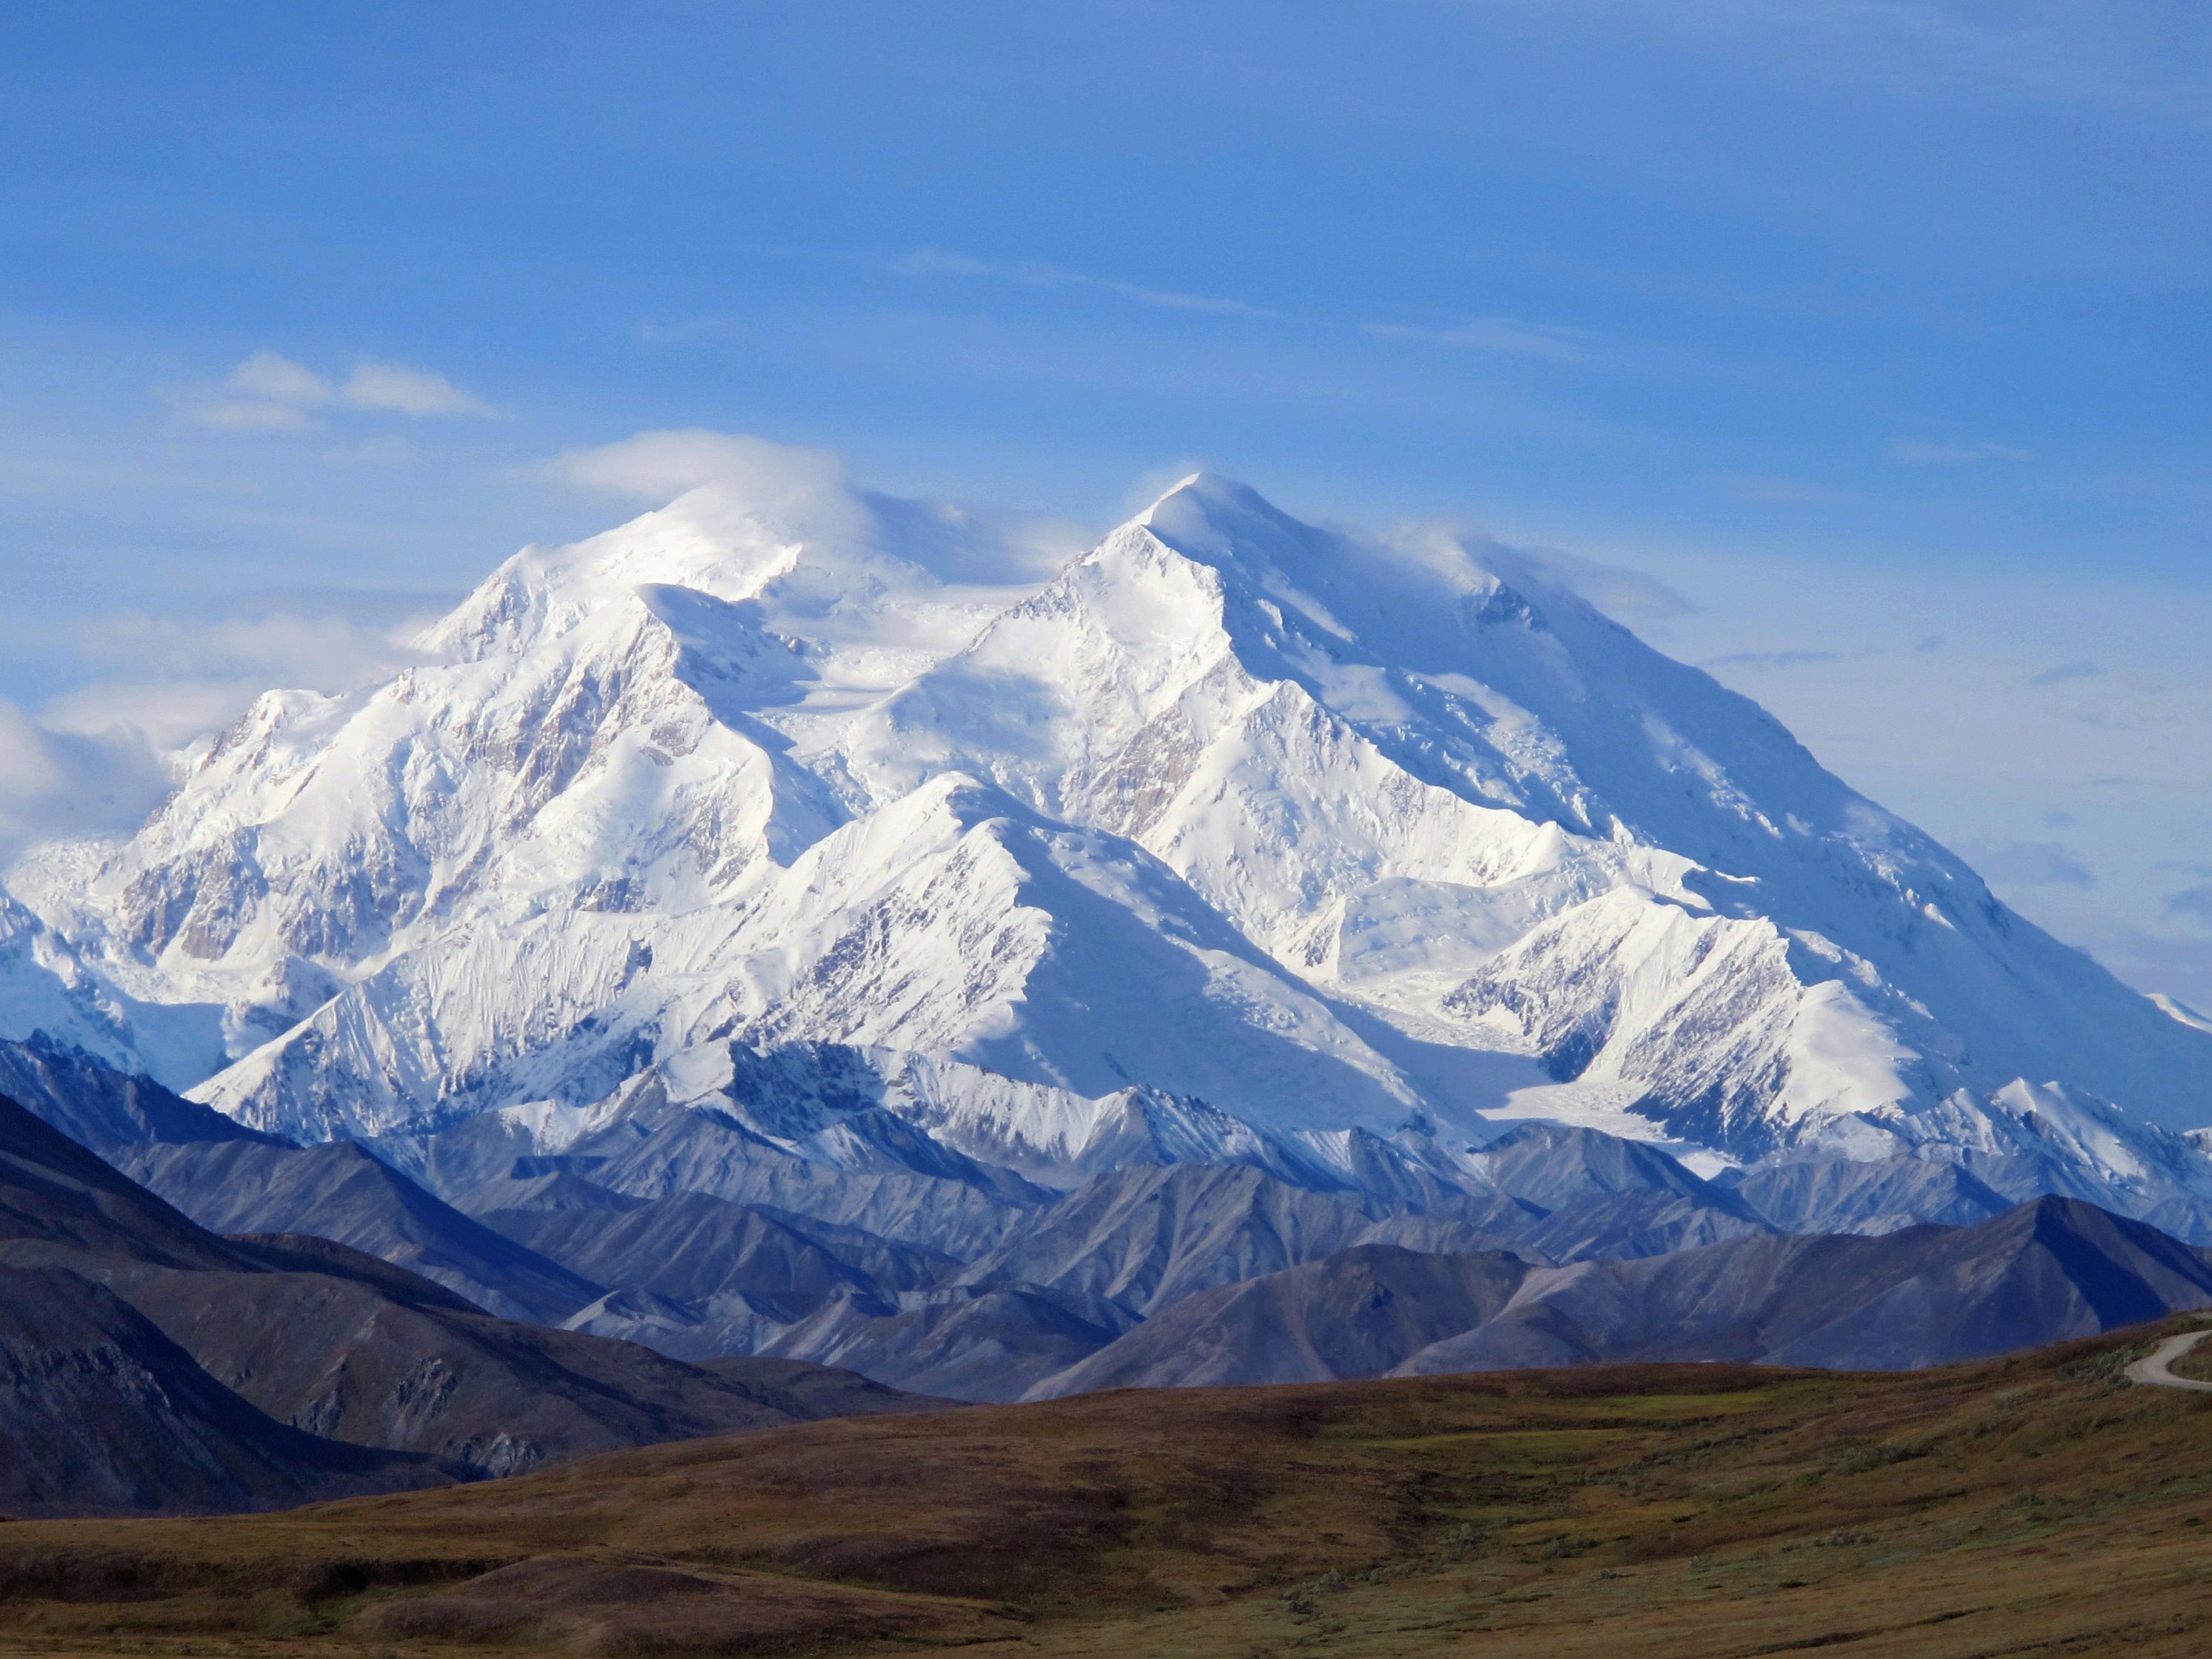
[953,1164,1456,1319]
[1731,1155,2016,1235]
[1016,1197,2212,1394]
[528,1160,1536,1399]
[0,1081,244,1273]
[481,1190,959,1313]
[1399,1197,2212,1376]
[0,1097,467,1514]
[0,1037,276,1155]
[0,1089,947,1512]
[102,1234,911,1475]
[14,1037,2209,1411]
[1029,1245,1533,1397]
[0,1263,462,1518]
[119,1137,602,1323]
[0,1038,602,1322]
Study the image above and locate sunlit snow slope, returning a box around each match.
[7,471,2209,1181]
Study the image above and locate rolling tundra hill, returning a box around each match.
[1,1319,2208,1657]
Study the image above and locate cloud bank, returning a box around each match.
[0,610,439,864]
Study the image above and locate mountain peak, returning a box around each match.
[3,468,2207,1173]
[1133,471,1325,578]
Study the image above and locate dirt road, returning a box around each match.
[2125,1328,2212,1392]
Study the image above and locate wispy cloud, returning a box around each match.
[52,611,438,751]
[1464,1,2212,122]
[2165,882,2212,928]
[1708,648,1840,669]
[0,700,175,859]
[2030,659,2106,686]
[891,247,1280,318]
[1504,544,1696,619]
[1889,437,2034,465]
[174,352,498,430]
[1961,837,2096,891]
[342,361,496,418]
[0,606,440,858]
[1365,316,1594,362]
[544,428,847,503]
[230,350,333,408]
[1719,474,1844,505]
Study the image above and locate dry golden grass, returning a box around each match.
[4,1315,2212,1658]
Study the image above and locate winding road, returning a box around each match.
[2125,1328,2212,1392]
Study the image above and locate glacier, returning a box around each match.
[7,466,2212,1231]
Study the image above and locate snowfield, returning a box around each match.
[8,468,2212,1226]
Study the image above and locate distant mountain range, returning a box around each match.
[0,1064,936,1518]
[7,1037,2212,1466]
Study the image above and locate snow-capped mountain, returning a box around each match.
[8,470,2211,1212]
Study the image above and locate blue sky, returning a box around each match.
[1,1,2208,1003]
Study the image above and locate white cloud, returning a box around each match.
[0,700,175,860]
[67,609,427,694]
[174,352,495,429]
[0,616,416,856]
[546,429,854,516]
[340,360,496,418]
[549,430,1082,585]
[228,350,335,407]
[1506,545,1697,619]
[184,399,323,432]
[1388,524,1696,623]
[0,603,446,856]
[1890,438,2033,465]
[19,611,442,819]
[893,247,1278,318]
[174,350,336,430]
[1365,317,1594,363]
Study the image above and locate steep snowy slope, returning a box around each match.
[4,468,2208,1197]
[840,479,2212,1150]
